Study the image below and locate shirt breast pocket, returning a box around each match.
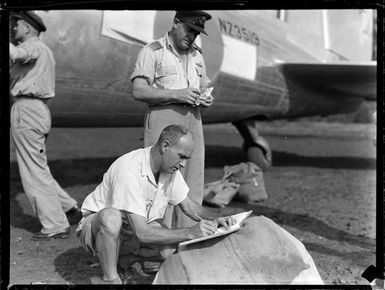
[156,65,178,88]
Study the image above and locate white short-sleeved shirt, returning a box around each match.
[81,146,189,223]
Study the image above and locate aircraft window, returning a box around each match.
[220,35,257,81]
[101,11,156,45]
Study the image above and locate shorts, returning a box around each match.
[76,211,165,258]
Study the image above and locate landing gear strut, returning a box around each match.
[233,120,272,171]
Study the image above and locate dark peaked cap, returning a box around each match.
[175,11,212,35]
[13,11,46,32]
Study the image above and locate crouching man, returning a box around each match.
[76,124,235,284]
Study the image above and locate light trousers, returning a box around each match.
[11,98,77,234]
[144,104,205,228]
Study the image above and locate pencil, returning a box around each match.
[194,213,204,221]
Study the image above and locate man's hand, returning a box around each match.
[215,216,237,230]
[198,94,214,107]
[191,220,217,238]
[173,88,201,105]
[197,87,214,107]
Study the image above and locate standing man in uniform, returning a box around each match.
[131,10,214,228]
[9,11,82,241]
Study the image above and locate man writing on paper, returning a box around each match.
[76,125,235,284]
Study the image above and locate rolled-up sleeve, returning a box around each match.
[11,41,40,63]
[131,47,157,85]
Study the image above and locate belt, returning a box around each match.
[149,103,198,110]
[14,95,52,104]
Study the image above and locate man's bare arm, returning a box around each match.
[132,77,200,106]
[178,197,237,229]
[125,211,216,245]
[9,43,28,61]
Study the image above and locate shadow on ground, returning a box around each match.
[53,247,99,284]
[10,158,113,233]
[204,145,375,170]
[10,144,375,233]
[53,247,155,285]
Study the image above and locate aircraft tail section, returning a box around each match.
[321,10,374,61]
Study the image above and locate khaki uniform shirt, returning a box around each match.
[130,33,210,228]
[10,37,55,99]
[131,33,210,93]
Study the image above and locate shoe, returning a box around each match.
[66,206,83,225]
[32,228,71,241]
[140,261,161,274]
[117,264,134,284]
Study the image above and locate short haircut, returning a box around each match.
[157,124,191,146]
[19,19,40,35]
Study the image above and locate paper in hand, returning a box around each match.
[202,87,214,97]
[179,210,252,247]
[195,87,214,106]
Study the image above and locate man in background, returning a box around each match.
[10,11,82,241]
[131,10,214,228]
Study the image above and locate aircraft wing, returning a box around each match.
[277,61,377,100]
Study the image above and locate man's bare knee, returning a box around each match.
[95,207,122,236]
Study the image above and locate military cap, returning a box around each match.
[12,11,46,32]
[175,10,212,36]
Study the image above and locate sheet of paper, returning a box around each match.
[231,210,253,224]
[178,210,252,247]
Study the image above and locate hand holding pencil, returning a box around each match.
[192,213,218,237]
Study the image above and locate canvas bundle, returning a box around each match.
[203,162,267,207]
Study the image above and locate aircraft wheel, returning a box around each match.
[246,145,271,171]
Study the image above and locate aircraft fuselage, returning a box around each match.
[10,10,375,127]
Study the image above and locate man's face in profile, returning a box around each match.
[161,133,194,174]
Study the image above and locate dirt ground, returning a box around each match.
[7,121,377,286]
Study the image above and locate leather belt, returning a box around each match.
[14,95,52,104]
[149,103,197,109]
